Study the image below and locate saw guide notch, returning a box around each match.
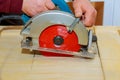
[117,29,120,36]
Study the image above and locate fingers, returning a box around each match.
[45,0,55,9]
[22,0,55,17]
[84,8,97,27]
[73,0,82,17]
[73,0,97,27]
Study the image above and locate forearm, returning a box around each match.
[0,0,23,14]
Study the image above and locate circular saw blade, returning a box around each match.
[39,24,80,57]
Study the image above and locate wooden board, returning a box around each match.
[95,26,120,80]
[0,26,103,80]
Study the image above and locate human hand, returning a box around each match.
[22,0,55,16]
[73,0,97,27]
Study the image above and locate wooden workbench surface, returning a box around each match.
[95,26,120,80]
[0,26,120,80]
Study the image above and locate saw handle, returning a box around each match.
[22,0,72,24]
[52,0,72,13]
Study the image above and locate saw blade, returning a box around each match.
[39,24,80,57]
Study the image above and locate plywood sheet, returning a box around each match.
[95,26,120,80]
[0,26,103,80]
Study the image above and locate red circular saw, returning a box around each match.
[20,11,95,58]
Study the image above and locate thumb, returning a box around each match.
[73,1,82,17]
[74,8,82,18]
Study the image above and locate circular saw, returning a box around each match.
[21,0,96,58]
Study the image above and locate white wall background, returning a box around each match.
[90,0,120,26]
[104,0,120,26]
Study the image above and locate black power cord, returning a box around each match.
[0,14,24,25]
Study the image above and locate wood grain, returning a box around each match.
[95,26,120,80]
[0,26,103,80]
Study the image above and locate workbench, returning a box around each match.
[0,26,120,80]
